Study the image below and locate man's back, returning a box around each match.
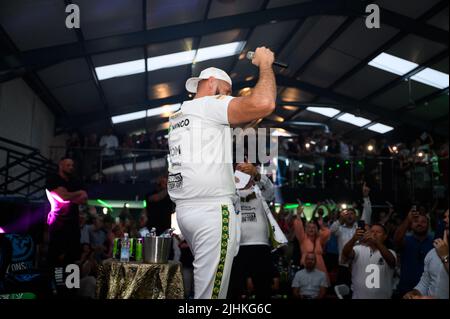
[168,95,235,203]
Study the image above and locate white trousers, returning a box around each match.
[176,199,240,299]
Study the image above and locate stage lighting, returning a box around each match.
[305,143,311,149]
[367,144,374,152]
[103,207,108,215]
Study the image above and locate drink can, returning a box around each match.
[136,238,143,262]
[129,238,135,261]
[113,238,121,259]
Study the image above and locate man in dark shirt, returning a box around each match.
[145,176,174,236]
[394,210,434,296]
[45,158,87,267]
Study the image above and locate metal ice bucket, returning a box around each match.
[143,236,172,263]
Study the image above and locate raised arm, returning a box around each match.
[293,207,306,242]
[375,242,397,268]
[394,210,414,249]
[228,47,276,125]
[318,217,331,246]
[360,182,372,223]
[342,228,365,263]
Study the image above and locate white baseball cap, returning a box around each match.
[185,67,232,93]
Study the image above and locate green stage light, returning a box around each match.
[96,199,113,210]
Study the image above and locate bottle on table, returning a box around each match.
[120,233,130,262]
[161,228,175,238]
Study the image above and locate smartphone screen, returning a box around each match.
[358,220,365,229]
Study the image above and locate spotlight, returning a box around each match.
[367,144,374,152]
[341,203,347,210]
[125,203,130,208]
[392,146,398,152]
[305,143,311,149]
[102,207,108,215]
[417,152,424,158]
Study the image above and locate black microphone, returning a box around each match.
[246,51,288,69]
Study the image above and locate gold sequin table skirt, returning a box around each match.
[96,259,184,299]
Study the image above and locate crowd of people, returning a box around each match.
[2,130,448,299]
[271,189,448,299]
[66,128,168,155]
[62,128,168,181]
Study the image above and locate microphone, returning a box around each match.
[246,51,288,69]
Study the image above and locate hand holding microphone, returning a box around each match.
[247,47,288,69]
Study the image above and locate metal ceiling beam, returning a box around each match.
[64,74,435,133]
[143,0,149,117]
[292,17,356,78]
[396,87,449,113]
[226,0,271,76]
[64,0,111,124]
[361,49,449,102]
[278,16,355,118]
[284,0,449,124]
[276,76,436,132]
[1,0,447,73]
[0,25,65,117]
[328,0,449,91]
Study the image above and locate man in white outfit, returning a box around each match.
[167,47,276,299]
[228,162,276,299]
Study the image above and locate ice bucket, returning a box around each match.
[143,236,172,263]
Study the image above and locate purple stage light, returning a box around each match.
[45,189,70,225]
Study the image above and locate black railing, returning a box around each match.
[0,136,57,199]
[275,151,446,204]
[48,146,168,184]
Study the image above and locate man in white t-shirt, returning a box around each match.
[228,162,275,299]
[99,128,119,157]
[168,47,276,299]
[292,253,328,299]
[342,223,397,299]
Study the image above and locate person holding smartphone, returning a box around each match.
[342,223,397,299]
[330,207,358,287]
